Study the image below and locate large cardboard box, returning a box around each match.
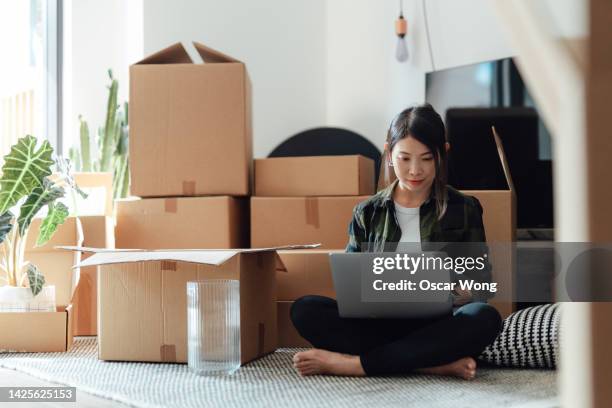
[71,216,115,336]
[130,41,252,197]
[116,196,248,249]
[251,196,369,249]
[0,218,82,352]
[276,249,341,301]
[255,155,375,196]
[67,245,317,364]
[277,301,312,348]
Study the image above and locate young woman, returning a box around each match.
[290,104,502,380]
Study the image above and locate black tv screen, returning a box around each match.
[445,108,553,229]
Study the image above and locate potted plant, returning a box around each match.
[69,69,130,200]
[0,135,85,312]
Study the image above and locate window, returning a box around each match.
[0,0,61,161]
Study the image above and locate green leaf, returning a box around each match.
[0,211,13,245]
[27,263,45,296]
[79,117,92,172]
[36,202,69,247]
[17,178,65,236]
[0,135,54,214]
[100,76,119,171]
[55,157,88,200]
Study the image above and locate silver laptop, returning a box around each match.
[329,252,454,319]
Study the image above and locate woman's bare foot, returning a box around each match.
[293,349,366,376]
[415,357,477,380]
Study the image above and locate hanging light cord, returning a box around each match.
[422,0,436,71]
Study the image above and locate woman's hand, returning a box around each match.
[453,287,473,306]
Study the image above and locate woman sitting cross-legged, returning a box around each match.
[291,104,502,380]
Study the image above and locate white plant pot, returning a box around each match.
[0,285,56,313]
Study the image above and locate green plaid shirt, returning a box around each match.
[346,179,493,302]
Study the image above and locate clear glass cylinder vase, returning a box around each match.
[187,279,240,375]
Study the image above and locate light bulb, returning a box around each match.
[396,37,409,62]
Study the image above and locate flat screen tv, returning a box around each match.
[426,59,554,234]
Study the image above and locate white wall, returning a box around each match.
[142,0,327,159]
[63,0,142,156]
[326,0,428,152]
[69,0,562,159]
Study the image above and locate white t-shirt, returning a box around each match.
[394,201,421,244]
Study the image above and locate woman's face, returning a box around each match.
[389,136,436,194]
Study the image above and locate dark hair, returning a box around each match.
[383,103,448,220]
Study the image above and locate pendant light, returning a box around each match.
[395,0,409,62]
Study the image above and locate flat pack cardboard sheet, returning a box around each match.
[129,41,252,197]
[64,244,318,364]
[115,196,248,249]
[255,155,375,196]
[251,196,369,249]
[277,301,312,348]
[276,249,341,301]
[0,217,83,352]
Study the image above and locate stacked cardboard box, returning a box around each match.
[94,41,294,365]
[118,41,252,250]
[253,155,375,346]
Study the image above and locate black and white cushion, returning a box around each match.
[479,303,561,368]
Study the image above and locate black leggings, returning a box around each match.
[290,295,502,376]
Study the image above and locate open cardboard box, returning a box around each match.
[62,244,319,364]
[0,217,83,352]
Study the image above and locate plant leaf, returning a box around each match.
[27,263,45,296]
[36,202,69,247]
[55,157,88,200]
[0,211,13,245]
[17,178,65,236]
[0,135,54,214]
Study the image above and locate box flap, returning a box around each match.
[192,41,241,63]
[135,42,192,65]
[491,126,515,192]
[60,244,321,268]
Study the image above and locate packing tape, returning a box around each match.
[258,322,265,356]
[164,198,177,213]
[160,344,177,363]
[161,261,177,271]
[182,180,196,195]
[305,197,320,228]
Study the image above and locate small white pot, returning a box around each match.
[0,285,56,313]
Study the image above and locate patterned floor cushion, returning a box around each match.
[479,303,561,368]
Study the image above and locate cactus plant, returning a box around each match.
[72,69,130,198]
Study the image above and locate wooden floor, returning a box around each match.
[0,367,124,407]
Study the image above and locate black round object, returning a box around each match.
[268,127,382,184]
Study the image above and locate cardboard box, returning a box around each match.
[251,196,369,249]
[115,196,248,249]
[460,128,516,319]
[71,216,115,336]
[276,249,341,301]
[277,301,312,348]
[66,244,317,364]
[0,217,82,352]
[255,155,374,196]
[51,172,113,216]
[129,41,252,197]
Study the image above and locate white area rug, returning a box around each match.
[0,337,559,408]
